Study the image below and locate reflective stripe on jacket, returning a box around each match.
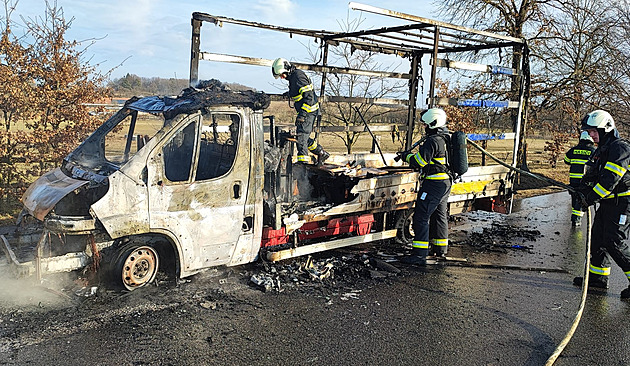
[406,130,450,180]
[564,140,595,186]
[584,136,630,203]
[287,69,319,117]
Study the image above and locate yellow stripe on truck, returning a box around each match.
[450,180,495,195]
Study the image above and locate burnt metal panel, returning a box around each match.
[21,168,90,221]
[90,170,150,239]
[1,234,90,276]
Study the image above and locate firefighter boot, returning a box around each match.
[400,248,427,266]
[432,248,447,258]
[573,275,608,289]
[310,144,330,165]
[317,149,330,165]
[431,239,448,258]
[571,216,581,227]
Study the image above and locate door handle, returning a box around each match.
[233,181,241,199]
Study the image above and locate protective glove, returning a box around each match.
[282,91,290,99]
[395,151,407,162]
[575,186,593,209]
[295,116,306,125]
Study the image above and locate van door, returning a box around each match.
[146,111,251,275]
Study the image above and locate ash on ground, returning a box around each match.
[454,222,542,253]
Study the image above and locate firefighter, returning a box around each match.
[272,58,329,165]
[398,108,452,265]
[573,110,630,299]
[563,131,595,227]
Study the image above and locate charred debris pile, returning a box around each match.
[250,252,402,294]
[127,79,271,119]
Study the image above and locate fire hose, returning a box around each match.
[465,138,591,365]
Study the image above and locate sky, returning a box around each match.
[13,0,438,93]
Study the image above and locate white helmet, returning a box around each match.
[581,110,615,133]
[272,58,291,79]
[579,131,593,142]
[421,108,447,129]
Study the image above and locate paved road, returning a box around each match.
[0,191,628,365]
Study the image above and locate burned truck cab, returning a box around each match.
[5,82,270,290]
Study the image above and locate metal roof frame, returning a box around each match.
[189,3,528,154]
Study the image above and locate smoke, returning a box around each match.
[0,266,76,310]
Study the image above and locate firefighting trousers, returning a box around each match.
[589,198,630,282]
[295,113,319,160]
[412,178,452,256]
[570,192,585,220]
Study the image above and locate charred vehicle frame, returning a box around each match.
[1,3,530,290]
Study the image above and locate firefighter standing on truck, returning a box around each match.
[574,110,630,299]
[272,58,329,165]
[564,131,595,227]
[399,108,452,265]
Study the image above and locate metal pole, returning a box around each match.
[35,231,47,282]
[189,18,202,87]
[354,107,387,165]
[428,26,440,108]
[511,45,526,168]
[316,42,329,141]
[123,111,138,162]
[405,53,420,150]
[509,44,529,214]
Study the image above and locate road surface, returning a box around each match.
[0,191,628,365]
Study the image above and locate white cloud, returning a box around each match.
[253,0,296,23]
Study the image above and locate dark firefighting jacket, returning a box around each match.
[564,139,595,187]
[406,127,450,180]
[287,69,319,119]
[581,134,630,205]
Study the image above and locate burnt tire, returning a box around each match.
[395,209,414,245]
[111,243,159,291]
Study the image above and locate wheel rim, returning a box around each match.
[395,210,415,245]
[121,246,158,290]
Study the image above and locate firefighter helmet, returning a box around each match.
[420,108,447,129]
[579,131,593,142]
[272,58,292,79]
[581,110,615,133]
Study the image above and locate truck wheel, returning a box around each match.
[112,243,159,291]
[395,209,414,244]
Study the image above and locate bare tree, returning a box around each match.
[435,0,630,170]
[533,0,621,128]
[434,0,543,168]
[307,15,408,154]
[600,0,630,131]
